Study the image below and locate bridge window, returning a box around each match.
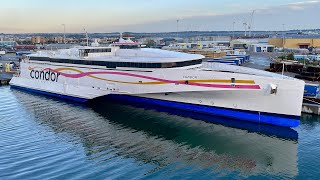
[80,48,112,56]
[29,57,202,69]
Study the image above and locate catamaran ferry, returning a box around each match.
[10,37,305,127]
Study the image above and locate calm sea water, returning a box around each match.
[1,86,320,179]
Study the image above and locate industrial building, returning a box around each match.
[230,39,268,49]
[0,41,17,47]
[269,36,320,49]
[249,44,275,52]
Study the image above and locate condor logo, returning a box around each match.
[30,70,61,82]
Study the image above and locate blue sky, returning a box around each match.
[0,0,319,33]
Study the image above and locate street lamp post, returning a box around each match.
[232,21,235,39]
[62,24,66,44]
[282,24,285,48]
[176,19,179,38]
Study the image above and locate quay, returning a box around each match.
[302,103,320,115]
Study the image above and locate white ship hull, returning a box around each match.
[10,60,304,127]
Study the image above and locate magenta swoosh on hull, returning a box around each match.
[46,68,261,89]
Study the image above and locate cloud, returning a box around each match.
[288,0,319,5]
[286,0,319,10]
[1,1,320,33]
[288,5,305,10]
[114,1,320,32]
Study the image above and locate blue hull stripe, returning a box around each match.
[10,85,88,103]
[106,94,300,128]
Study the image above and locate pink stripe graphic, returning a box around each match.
[46,68,260,90]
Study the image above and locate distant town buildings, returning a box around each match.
[0,35,15,42]
[53,36,64,44]
[31,36,46,44]
[0,31,319,54]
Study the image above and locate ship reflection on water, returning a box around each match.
[12,89,298,178]
[94,96,298,141]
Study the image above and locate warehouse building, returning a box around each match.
[0,41,17,47]
[269,35,320,49]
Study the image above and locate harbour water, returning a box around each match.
[1,86,320,179]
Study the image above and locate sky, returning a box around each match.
[0,0,319,33]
